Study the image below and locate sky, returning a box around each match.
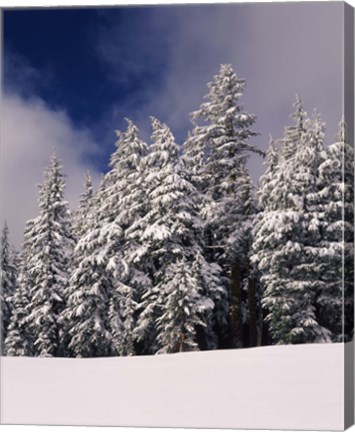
[1,1,344,247]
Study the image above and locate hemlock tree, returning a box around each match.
[183,64,262,348]
[129,117,222,354]
[1,223,17,352]
[252,100,332,344]
[317,118,354,341]
[25,155,75,357]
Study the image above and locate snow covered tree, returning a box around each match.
[94,119,150,356]
[107,119,151,329]
[129,117,223,353]
[63,119,149,357]
[25,155,75,357]
[155,259,209,353]
[251,137,281,346]
[1,223,17,352]
[5,220,36,356]
[62,181,120,357]
[61,172,99,357]
[183,64,262,348]
[317,118,354,341]
[62,222,117,357]
[252,100,332,344]
[183,64,260,192]
[75,171,94,238]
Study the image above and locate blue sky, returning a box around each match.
[2,2,344,245]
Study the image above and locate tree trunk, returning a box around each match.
[229,259,243,348]
[179,335,184,352]
[256,301,263,347]
[247,275,257,347]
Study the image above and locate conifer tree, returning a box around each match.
[317,118,354,341]
[251,137,280,346]
[5,220,36,356]
[183,64,262,348]
[108,119,151,346]
[130,117,222,353]
[94,119,149,356]
[63,220,116,357]
[252,100,332,344]
[75,171,94,238]
[63,120,149,357]
[1,223,17,352]
[25,155,74,357]
[155,259,208,353]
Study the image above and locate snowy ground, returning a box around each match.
[0,343,347,430]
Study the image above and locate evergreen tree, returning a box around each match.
[25,155,74,357]
[5,220,36,356]
[251,136,281,346]
[62,219,116,357]
[95,119,149,356]
[252,100,331,344]
[108,120,151,356]
[130,117,222,353]
[1,223,17,352]
[155,259,208,353]
[63,119,149,357]
[183,64,262,348]
[317,118,354,341]
[75,171,94,238]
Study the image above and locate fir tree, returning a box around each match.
[25,155,74,357]
[317,118,354,341]
[75,171,94,238]
[252,100,331,344]
[5,220,36,356]
[155,259,208,353]
[1,223,17,352]
[62,222,117,357]
[130,117,222,353]
[183,64,262,348]
[63,119,149,357]
[62,178,121,357]
[95,119,149,356]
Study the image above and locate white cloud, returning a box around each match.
[1,92,102,248]
[2,2,344,248]
[97,2,343,180]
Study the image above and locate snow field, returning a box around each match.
[1,342,346,430]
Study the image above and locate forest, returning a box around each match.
[1,64,353,358]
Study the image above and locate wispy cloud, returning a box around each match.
[1,83,102,248]
[95,7,174,88]
[3,49,52,98]
[95,2,343,171]
[2,2,344,247]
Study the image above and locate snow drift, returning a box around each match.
[0,343,348,430]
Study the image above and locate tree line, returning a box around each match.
[1,64,353,357]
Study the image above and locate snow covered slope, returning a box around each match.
[0,343,347,430]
